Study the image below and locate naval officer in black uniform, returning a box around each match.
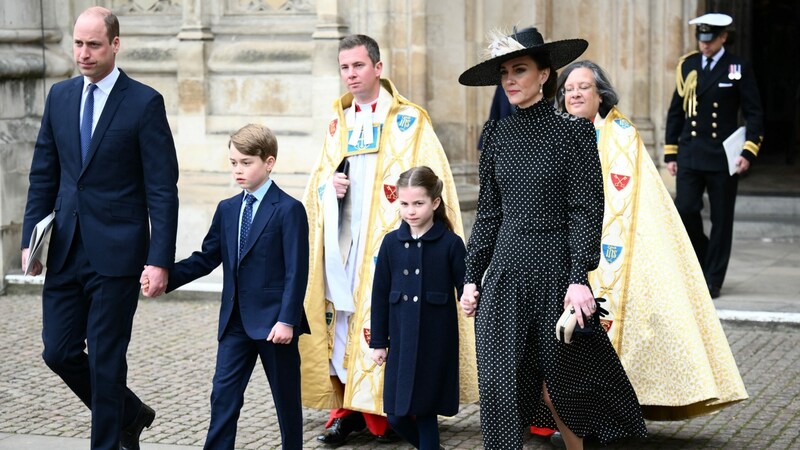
[664,13,764,299]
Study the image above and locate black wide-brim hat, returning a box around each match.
[458,28,588,86]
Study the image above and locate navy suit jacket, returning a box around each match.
[22,70,179,275]
[167,183,311,341]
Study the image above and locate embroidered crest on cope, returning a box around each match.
[363,327,371,345]
[383,184,398,203]
[610,173,631,191]
[602,243,623,264]
[396,114,415,132]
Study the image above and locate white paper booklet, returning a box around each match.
[723,126,746,176]
[25,211,55,275]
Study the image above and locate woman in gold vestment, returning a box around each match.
[556,60,748,421]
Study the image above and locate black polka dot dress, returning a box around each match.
[465,98,647,449]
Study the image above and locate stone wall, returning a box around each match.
[0,0,701,279]
[0,0,72,281]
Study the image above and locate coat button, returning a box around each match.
[712,112,718,118]
[417,242,421,248]
[403,294,408,301]
[712,132,717,138]
[78,184,84,191]
[713,102,719,108]
[691,120,697,127]
[712,122,717,128]
[691,131,697,137]
[415,268,420,275]
[404,243,409,248]
[403,269,409,275]
[413,296,418,302]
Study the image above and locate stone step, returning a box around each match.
[703,195,800,240]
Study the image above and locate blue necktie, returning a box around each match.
[239,194,256,259]
[80,83,97,164]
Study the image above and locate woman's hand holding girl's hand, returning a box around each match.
[460,283,480,317]
[563,283,596,328]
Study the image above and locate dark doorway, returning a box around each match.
[707,0,800,195]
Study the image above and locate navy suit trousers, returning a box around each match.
[41,230,143,449]
[204,303,303,450]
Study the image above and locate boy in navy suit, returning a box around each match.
[143,123,310,449]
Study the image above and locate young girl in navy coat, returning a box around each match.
[370,166,466,450]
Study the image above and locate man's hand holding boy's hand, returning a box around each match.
[267,322,294,344]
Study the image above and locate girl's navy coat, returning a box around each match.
[370,219,466,416]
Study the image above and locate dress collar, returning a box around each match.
[396,219,446,242]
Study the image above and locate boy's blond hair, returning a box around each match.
[229,124,277,160]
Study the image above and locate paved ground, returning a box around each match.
[1,184,798,448]
[0,291,798,449]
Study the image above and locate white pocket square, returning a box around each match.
[718,82,733,87]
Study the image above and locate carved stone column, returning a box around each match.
[0,0,72,281]
[310,0,348,156]
[176,0,213,163]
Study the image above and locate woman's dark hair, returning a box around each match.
[527,50,558,100]
[396,166,454,231]
[556,60,619,118]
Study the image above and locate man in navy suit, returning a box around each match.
[147,123,309,450]
[21,6,179,450]
[665,13,764,299]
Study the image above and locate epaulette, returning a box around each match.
[676,51,700,117]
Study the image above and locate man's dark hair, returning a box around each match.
[338,34,381,64]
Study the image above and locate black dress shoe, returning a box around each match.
[375,428,401,443]
[120,403,155,450]
[316,414,366,446]
[709,284,721,299]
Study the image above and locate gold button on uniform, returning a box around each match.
[713,102,719,108]
[712,112,718,118]
[691,120,697,127]
[691,131,697,137]
[712,122,717,128]
[712,132,717,138]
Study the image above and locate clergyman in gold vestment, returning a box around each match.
[299,34,477,446]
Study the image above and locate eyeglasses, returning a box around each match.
[561,83,595,95]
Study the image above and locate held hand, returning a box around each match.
[267,323,294,344]
[21,248,42,276]
[141,265,169,298]
[140,274,151,297]
[460,283,480,317]
[372,348,388,366]
[332,172,350,199]
[666,161,678,177]
[735,156,750,175]
[563,283,595,329]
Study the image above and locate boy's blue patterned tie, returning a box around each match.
[239,193,256,259]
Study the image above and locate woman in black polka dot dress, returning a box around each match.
[458,29,647,449]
